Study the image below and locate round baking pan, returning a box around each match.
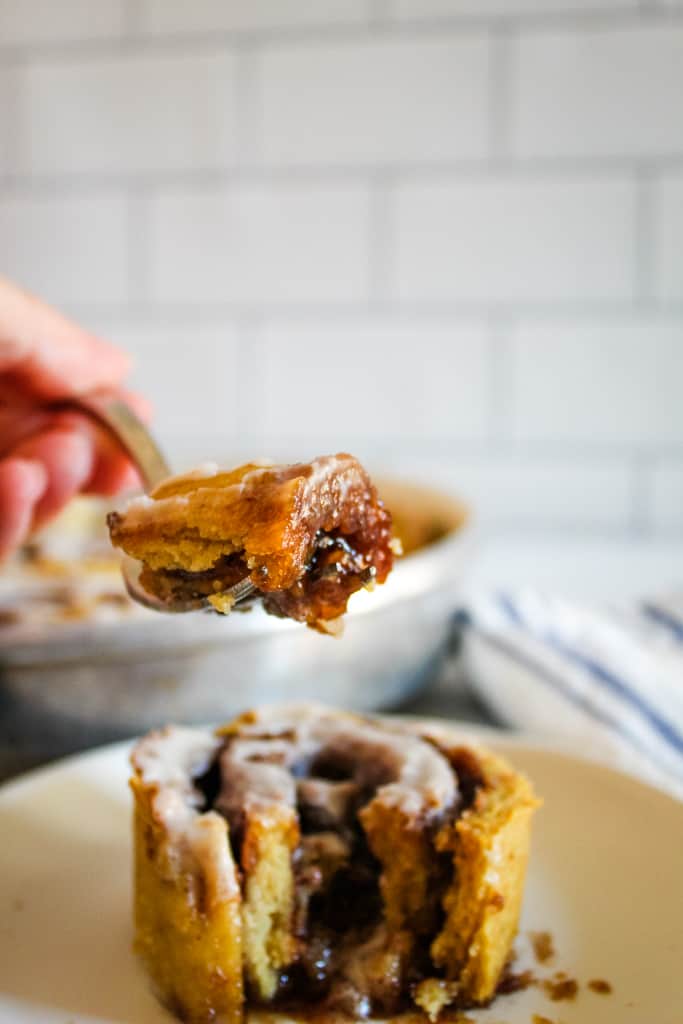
[0,479,473,772]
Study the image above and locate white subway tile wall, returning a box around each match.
[511,321,683,445]
[0,1,681,537]
[17,53,237,176]
[392,177,635,302]
[148,184,371,304]
[512,25,683,159]
[258,37,490,166]
[0,192,129,306]
[260,320,490,444]
[0,0,125,45]
[114,322,242,442]
[0,65,16,174]
[372,452,635,531]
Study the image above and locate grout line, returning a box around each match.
[639,0,680,12]
[631,454,655,537]
[125,185,152,309]
[367,172,394,307]
[0,60,22,182]
[488,26,514,164]
[3,156,683,194]
[52,299,683,322]
[634,167,656,304]
[0,22,468,65]
[233,316,268,448]
[234,47,260,167]
[487,316,515,445]
[0,7,681,62]
[153,431,683,469]
[383,6,683,32]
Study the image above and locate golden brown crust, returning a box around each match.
[428,744,539,1004]
[130,774,244,1024]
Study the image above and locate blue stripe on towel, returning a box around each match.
[498,594,524,626]
[497,594,683,758]
[472,628,668,770]
[641,602,683,644]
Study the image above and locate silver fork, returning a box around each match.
[65,392,257,613]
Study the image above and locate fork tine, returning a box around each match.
[226,578,258,605]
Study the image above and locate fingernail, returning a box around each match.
[13,457,48,502]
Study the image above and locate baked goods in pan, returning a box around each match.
[131,705,538,1022]
[108,454,394,631]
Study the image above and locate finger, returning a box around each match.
[0,399,52,457]
[44,399,147,496]
[80,387,152,493]
[0,387,152,460]
[18,409,143,498]
[0,276,130,398]
[13,425,95,530]
[83,429,142,496]
[0,457,48,561]
[85,459,141,496]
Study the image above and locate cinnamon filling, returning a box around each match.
[192,716,483,1018]
[139,553,250,605]
[141,529,377,627]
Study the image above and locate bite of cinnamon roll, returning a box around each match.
[108,454,394,632]
[131,705,539,1023]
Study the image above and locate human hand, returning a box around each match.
[0,276,146,560]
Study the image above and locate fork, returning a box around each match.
[63,392,257,613]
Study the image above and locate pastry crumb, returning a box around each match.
[413,979,461,1021]
[588,978,612,995]
[542,975,578,1001]
[530,930,555,964]
[497,968,537,994]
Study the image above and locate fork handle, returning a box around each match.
[56,392,171,492]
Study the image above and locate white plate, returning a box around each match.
[0,731,681,1024]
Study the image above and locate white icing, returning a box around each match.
[184,462,220,479]
[215,731,305,829]
[483,835,505,887]
[188,814,241,902]
[133,726,240,900]
[119,492,189,528]
[305,454,352,491]
[116,454,361,530]
[133,724,218,795]
[111,454,374,561]
[224,703,457,823]
[122,493,154,513]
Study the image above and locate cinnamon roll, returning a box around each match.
[131,705,538,1023]
[108,454,394,632]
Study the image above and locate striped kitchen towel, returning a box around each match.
[461,589,683,800]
